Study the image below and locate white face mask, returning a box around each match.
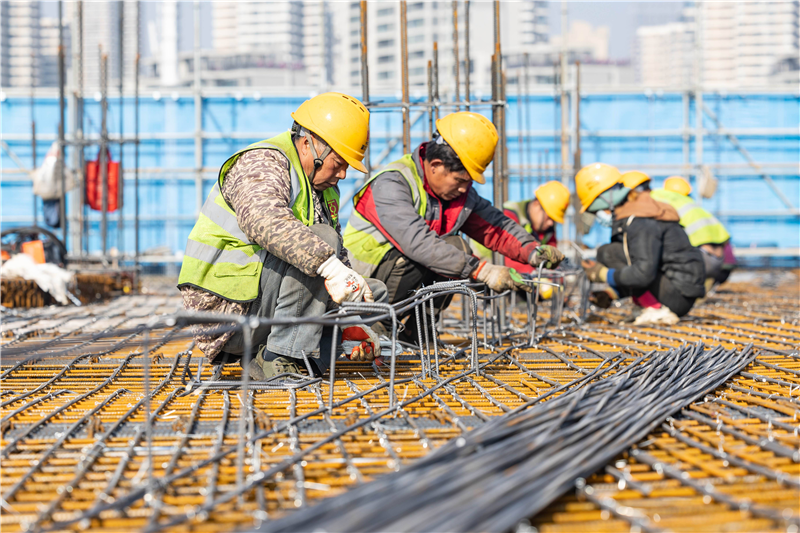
[596,210,613,228]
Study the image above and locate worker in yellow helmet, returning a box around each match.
[344,111,564,341]
[623,172,737,288]
[497,181,570,274]
[179,92,386,379]
[577,163,705,325]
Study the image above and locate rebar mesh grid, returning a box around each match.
[1,274,798,532]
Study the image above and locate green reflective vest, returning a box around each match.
[650,189,730,247]
[178,131,340,302]
[343,154,427,276]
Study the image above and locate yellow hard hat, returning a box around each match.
[291,92,370,173]
[435,112,498,184]
[534,181,570,224]
[664,176,692,196]
[575,163,622,213]
[621,170,650,190]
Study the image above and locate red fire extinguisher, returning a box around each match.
[85,149,122,212]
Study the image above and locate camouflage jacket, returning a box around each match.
[180,148,348,360]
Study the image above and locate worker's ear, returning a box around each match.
[428,158,444,174]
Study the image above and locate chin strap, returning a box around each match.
[304,130,332,182]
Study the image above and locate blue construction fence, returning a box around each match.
[2,92,798,259]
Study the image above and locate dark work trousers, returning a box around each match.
[219,224,387,374]
[597,242,696,317]
[372,234,472,341]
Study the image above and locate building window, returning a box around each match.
[378,39,394,48]
[378,55,394,64]
[377,23,393,32]
[351,42,359,49]
[377,7,393,16]
[378,71,394,80]
[409,2,424,10]
[410,67,424,76]
[351,55,360,63]
[410,34,425,43]
[408,18,423,28]
[410,50,424,59]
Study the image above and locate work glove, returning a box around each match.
[471,261,532,293]
[529,245,565,269]
[582,260,609,283]
[317,255,374,304]
[341,324,382,363]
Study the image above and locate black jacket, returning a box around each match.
[610,215,706,298]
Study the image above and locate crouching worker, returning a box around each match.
[577,163,705,325]
[472,180,570,275]
[178,93,386,379]
[344,111,564,340]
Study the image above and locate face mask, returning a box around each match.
[596,210,613,228]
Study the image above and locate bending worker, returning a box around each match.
[623,172,736,289]
[499,181,570,273]
[178,92,385,380]
[579,163,705,325]
[344,111,564,339]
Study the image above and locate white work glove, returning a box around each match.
[471,261,532,293]
[342,324,382,363]
[317,255,374,304]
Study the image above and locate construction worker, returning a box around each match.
[500,181,570,274]
[178,92,385,380]
[623,173,736,288]
[579,163,705,325]
[344,111,564,340]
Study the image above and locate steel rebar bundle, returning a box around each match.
[262,342,757,533]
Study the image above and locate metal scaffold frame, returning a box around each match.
[0,0,797,267]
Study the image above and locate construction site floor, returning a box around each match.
[1,271,798,532]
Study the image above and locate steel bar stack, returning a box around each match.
[0,275,798,532]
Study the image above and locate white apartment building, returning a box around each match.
[213,2,304,68]
[340,1,549,95]
[303,1,335,90]
[636,22,694,87]
[636,1,800,88]
[0,1,41,88]
[80,0,140,91]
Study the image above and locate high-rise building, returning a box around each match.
[635,22,694,87]
[701,1,799,88]
[79,0,140,91]
[213,2,303,66]
[0,1,41,88]
[341,1,549,94]
[636,1,800,88]
[303,1,335,90]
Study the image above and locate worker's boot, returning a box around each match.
[248,346,305,380]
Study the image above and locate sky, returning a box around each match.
[548,1,686,60]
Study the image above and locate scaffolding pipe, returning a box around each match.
[135,52,140,282]
[194,0,203,218]
[30,81,37,228]
[400,1,410,153]
[100,49,109,256]
[427,60,434,137]
[452,1,460,112]
[433,41,440,122]
[464,0,470,111]
[360,0,370,177]
[118,2,125,254]
[74,0,85,254]
[58,0,66,244]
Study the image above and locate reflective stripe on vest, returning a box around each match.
[178,132,339,302]
[343,154,427,276]
[650,189,730,247]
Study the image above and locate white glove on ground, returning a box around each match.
[317,255,373,304]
